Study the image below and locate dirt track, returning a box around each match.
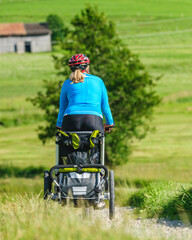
[91,207,192,240]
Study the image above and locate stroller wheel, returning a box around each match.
[44,171,52,199]
[109,170,115,220]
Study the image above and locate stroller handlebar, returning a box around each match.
[49,164,108,181]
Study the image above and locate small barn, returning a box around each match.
[0,23,52,54]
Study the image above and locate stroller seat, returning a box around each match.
[57,130,102,165]
[55,130,103,199]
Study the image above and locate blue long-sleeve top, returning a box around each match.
[56,74,114,127]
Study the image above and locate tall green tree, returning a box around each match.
[31,6,161,165]
[46,14,68,43]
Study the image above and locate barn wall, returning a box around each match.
[0,34,52,53]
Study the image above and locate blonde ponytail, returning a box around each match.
[69,69,84,84]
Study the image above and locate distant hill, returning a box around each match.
[1,0,192,51]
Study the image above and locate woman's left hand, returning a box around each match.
[104,124,114,132]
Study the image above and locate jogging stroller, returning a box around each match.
[44,129,115,219]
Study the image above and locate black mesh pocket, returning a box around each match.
[67,151,90,165]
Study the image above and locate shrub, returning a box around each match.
[46,14,68,43]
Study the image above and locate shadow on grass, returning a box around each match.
[115,176,153,188]
[0,165,46,178]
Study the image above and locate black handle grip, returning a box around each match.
[105,124,115,131]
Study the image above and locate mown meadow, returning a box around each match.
[0,0,192,238]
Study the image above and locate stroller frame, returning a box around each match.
[44,131,115,219]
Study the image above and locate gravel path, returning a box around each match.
[91,207,192,240]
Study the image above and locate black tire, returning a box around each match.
[44,171,52,199]
[109,170,115,220]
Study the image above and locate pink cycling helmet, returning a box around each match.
[69,54,90,72]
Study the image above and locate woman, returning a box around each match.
[56,54,114,132]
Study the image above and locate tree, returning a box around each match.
[31,6,161,165]
[46,14,68,43]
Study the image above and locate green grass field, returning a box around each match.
[0,53,57,124]
[1,0,192,22]
[0,0,192,237]
[0,0,192,179]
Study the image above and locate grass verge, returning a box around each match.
[0,194,135,240]
[129,181,192,224]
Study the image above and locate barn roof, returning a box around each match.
[25,23,51,35]
[0,23,51,36]
[0,23,26,36]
